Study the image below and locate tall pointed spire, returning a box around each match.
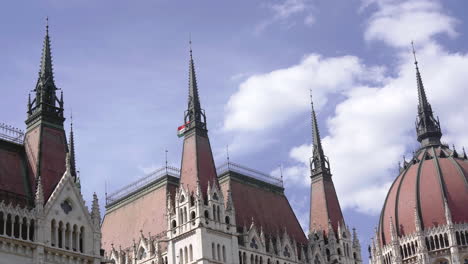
[39,17,54,82]
[69,112,77,179]
[179,41,218,197]
[26,17,64,127]
[308,90,345,238]
[184,40,206,133]
[310,90,330,178]
[412,42,442,147]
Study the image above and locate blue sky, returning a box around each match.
[2,0,468,262]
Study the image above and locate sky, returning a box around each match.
[1,0,468,262]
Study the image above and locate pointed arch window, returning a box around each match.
[139,247,147,260]
[283,246,291,258]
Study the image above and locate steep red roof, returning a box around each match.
[378,145,468,246]
[309,177,344,236]
[180,132,218,195]
[101,176,177,252]
[220,172,307,245]
[24,125,68,201]
[0,140,31,206]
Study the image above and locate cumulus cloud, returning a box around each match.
[224,55,384,132]
[364,0,458,47]
[225,0,468,215]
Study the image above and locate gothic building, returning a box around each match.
[0,23,102,263]
[369,50,468,264]
[100,46,363,264]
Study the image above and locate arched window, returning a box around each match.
[217,205,221,221]
[172,220,177,233]
[217,244,221,261]
[222,245,226,262]
[205,210,210,224]
[72,225,78,251]
[225,216,230,229]
[13,215,20,238]
[190,244,193,262]
[191,211,196,225]
[212,243,216,260]
[51,220,56,246]
[180,248,183,264]
[139,247,147,260]
[184,246,188,264]
[5,214,12,237]
[213,193,218,200]
[283,246,291,258]
[212,205,216,221]
[180,195,185,203]
[29,219,34,241]
[436,259,449,264]
[190,195,195,206]
[65,223,71,250]
[239,251,242,264]
[58,221,64,248]
[21,217,28,240]
[79,226,84,253]
[184,207,188,224]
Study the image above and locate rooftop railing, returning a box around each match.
[106,161,283,206]
[0,123,24,145]
[106,166,180,205]
[217,161,283,187]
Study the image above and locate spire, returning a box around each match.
[69,113,77,179]
[412,42,442,147]
[179,41,218,197]
[26,18,64,127]
[443,198,453,225]
[309,90,330,178]
[184,41,206,133]
[91,193,101,228]
[35,176,44,208]
[389,217,398,241]
[39,17,54,82]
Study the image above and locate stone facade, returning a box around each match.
[0,156,102,264]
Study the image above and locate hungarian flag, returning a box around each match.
[177,123,188,137]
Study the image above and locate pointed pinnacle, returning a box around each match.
[188,46,201,119]
[39,18,54,81]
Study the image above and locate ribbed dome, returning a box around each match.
[378,145,468,246]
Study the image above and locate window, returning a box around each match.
[180,195,185,203]
[436,259,449,264]
[222,245,226,262]
[139,248,146,260]
[213,193,219,200]
[464,258,468,264]
[190,244,193,262]
[212,243,216,260]
[283,246,291,258]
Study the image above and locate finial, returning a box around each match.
[463,147,467,159]
[280,164,284,180]
[452,144,459,158]
[189,33,192,56]
[46,16,49,32]
[411,41,418,66]
[226,145,230,163]
[165,149,168,169]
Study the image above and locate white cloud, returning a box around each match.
[364,0,458,47]
[255,0,316,33]
[224,54,384,132]
[224,0,468,215]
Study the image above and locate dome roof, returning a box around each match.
[378,145,468,246]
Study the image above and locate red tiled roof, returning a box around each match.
[220,176,307,245]
[101,180,176,252]
[180,133,218,195]
[309,177,344,236]
[0,140,30,206]
[379,145,468,246]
